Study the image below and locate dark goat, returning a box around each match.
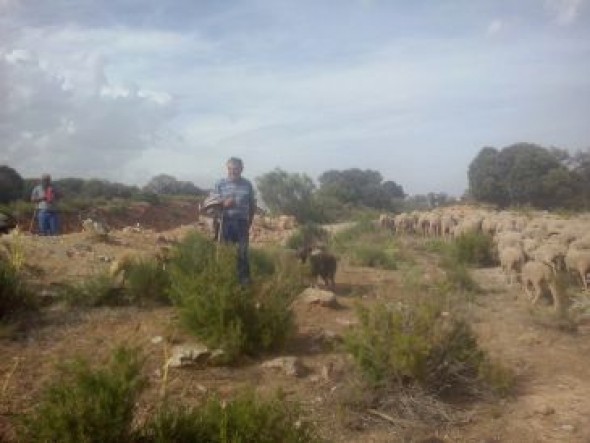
[297,246,337,290]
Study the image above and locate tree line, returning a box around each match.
[468,142,590,210]
[0,169,207,206]
[3,140,588,221]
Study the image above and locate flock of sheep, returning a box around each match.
[380,208,590,310]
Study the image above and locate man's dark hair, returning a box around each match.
[227,157,243,168]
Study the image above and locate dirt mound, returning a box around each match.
[16,199,201,234]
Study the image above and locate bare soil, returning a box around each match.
[2,207,590,442]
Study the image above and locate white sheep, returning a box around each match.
[498,246,525,285]
[520,260,563,310]
[565,248,590,291]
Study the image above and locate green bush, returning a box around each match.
[125,258,171,306]
[285,223,330,250]
[249,247,277,277]
[451,233,495,267]
[0,259,37,321]
[19,347,321,443]
[60,273,123,307]
[20,347,146,443]
[168,233,299,361]
[438,256,481,294]
[139,390,321,443]
[345,299,511,397]
[332,219,378,252]
[349,245,398,270]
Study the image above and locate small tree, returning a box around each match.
[0,165,25,204]
[255,168,320,222]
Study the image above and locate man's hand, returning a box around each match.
[223,197,235,208]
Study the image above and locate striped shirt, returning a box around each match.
[214,177,256,221]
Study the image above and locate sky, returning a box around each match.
[1,0,589,196]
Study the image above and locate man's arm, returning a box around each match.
[248,183,256,227]
[31,186,44,203]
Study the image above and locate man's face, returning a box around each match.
[227,163,242,181]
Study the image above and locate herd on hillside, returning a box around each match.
[379,209,590,310]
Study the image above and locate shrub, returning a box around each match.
[450,233,495,267]
[168,233,299,361]
[345,299,511,397]
[125,258,171,306]
[139,390,321,443]
[20,346,146,443]
[0,259,37,321]
[285,223,330,250]
[348,244,398,270]
[438,256,481,294]
[332,219,378,251]
[60,273,123,307]
[249,247,277,277]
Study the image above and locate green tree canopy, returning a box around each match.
[468,142,581,209]
[255,168,319,222]
[317,168,405,210]
[0,165,25,204]
[143,174,204,195]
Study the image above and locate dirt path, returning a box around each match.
[460,267,590,442]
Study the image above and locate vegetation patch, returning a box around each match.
[124,258,171,306]
[344,296,513,398]
[20,347,146,443]
[285,223,330,250]
[18,346,320,443]
[332,220,406,270]
[60,273,123,307]
[139,390,322,443]
[168,232,301,362]
[0,259,37,322]
[450,233,496,267]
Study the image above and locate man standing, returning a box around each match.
[31,173,60,235]
[214,157,256,285]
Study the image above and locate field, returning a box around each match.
[1,202,590,442]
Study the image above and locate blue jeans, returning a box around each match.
[38,210,59,236]
[221,218,250,285]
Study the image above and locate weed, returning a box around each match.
[450,233,496,267]
[0,259,37,321]
[60,273,123,307]
[125,258,171,306]
[349,245,398,270]
[20,346,146,443]
[345,298,512,398]
[285,223,330,250]
[168,233,299,361]
[139,390,322,443]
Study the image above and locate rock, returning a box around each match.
[208,349,227,366]
[261,356,305,377]
[300,288,339,308]
[151,336,164,344]
[166,344,211,368]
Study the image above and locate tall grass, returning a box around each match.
[0,259,37,322]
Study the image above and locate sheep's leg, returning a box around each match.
[531,282,543,305]
[582,267,589,291]
[548,283,562,311]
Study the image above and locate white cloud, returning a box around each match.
[0,49,176,181]
[487,19,504,36]
[545,0,584,25]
